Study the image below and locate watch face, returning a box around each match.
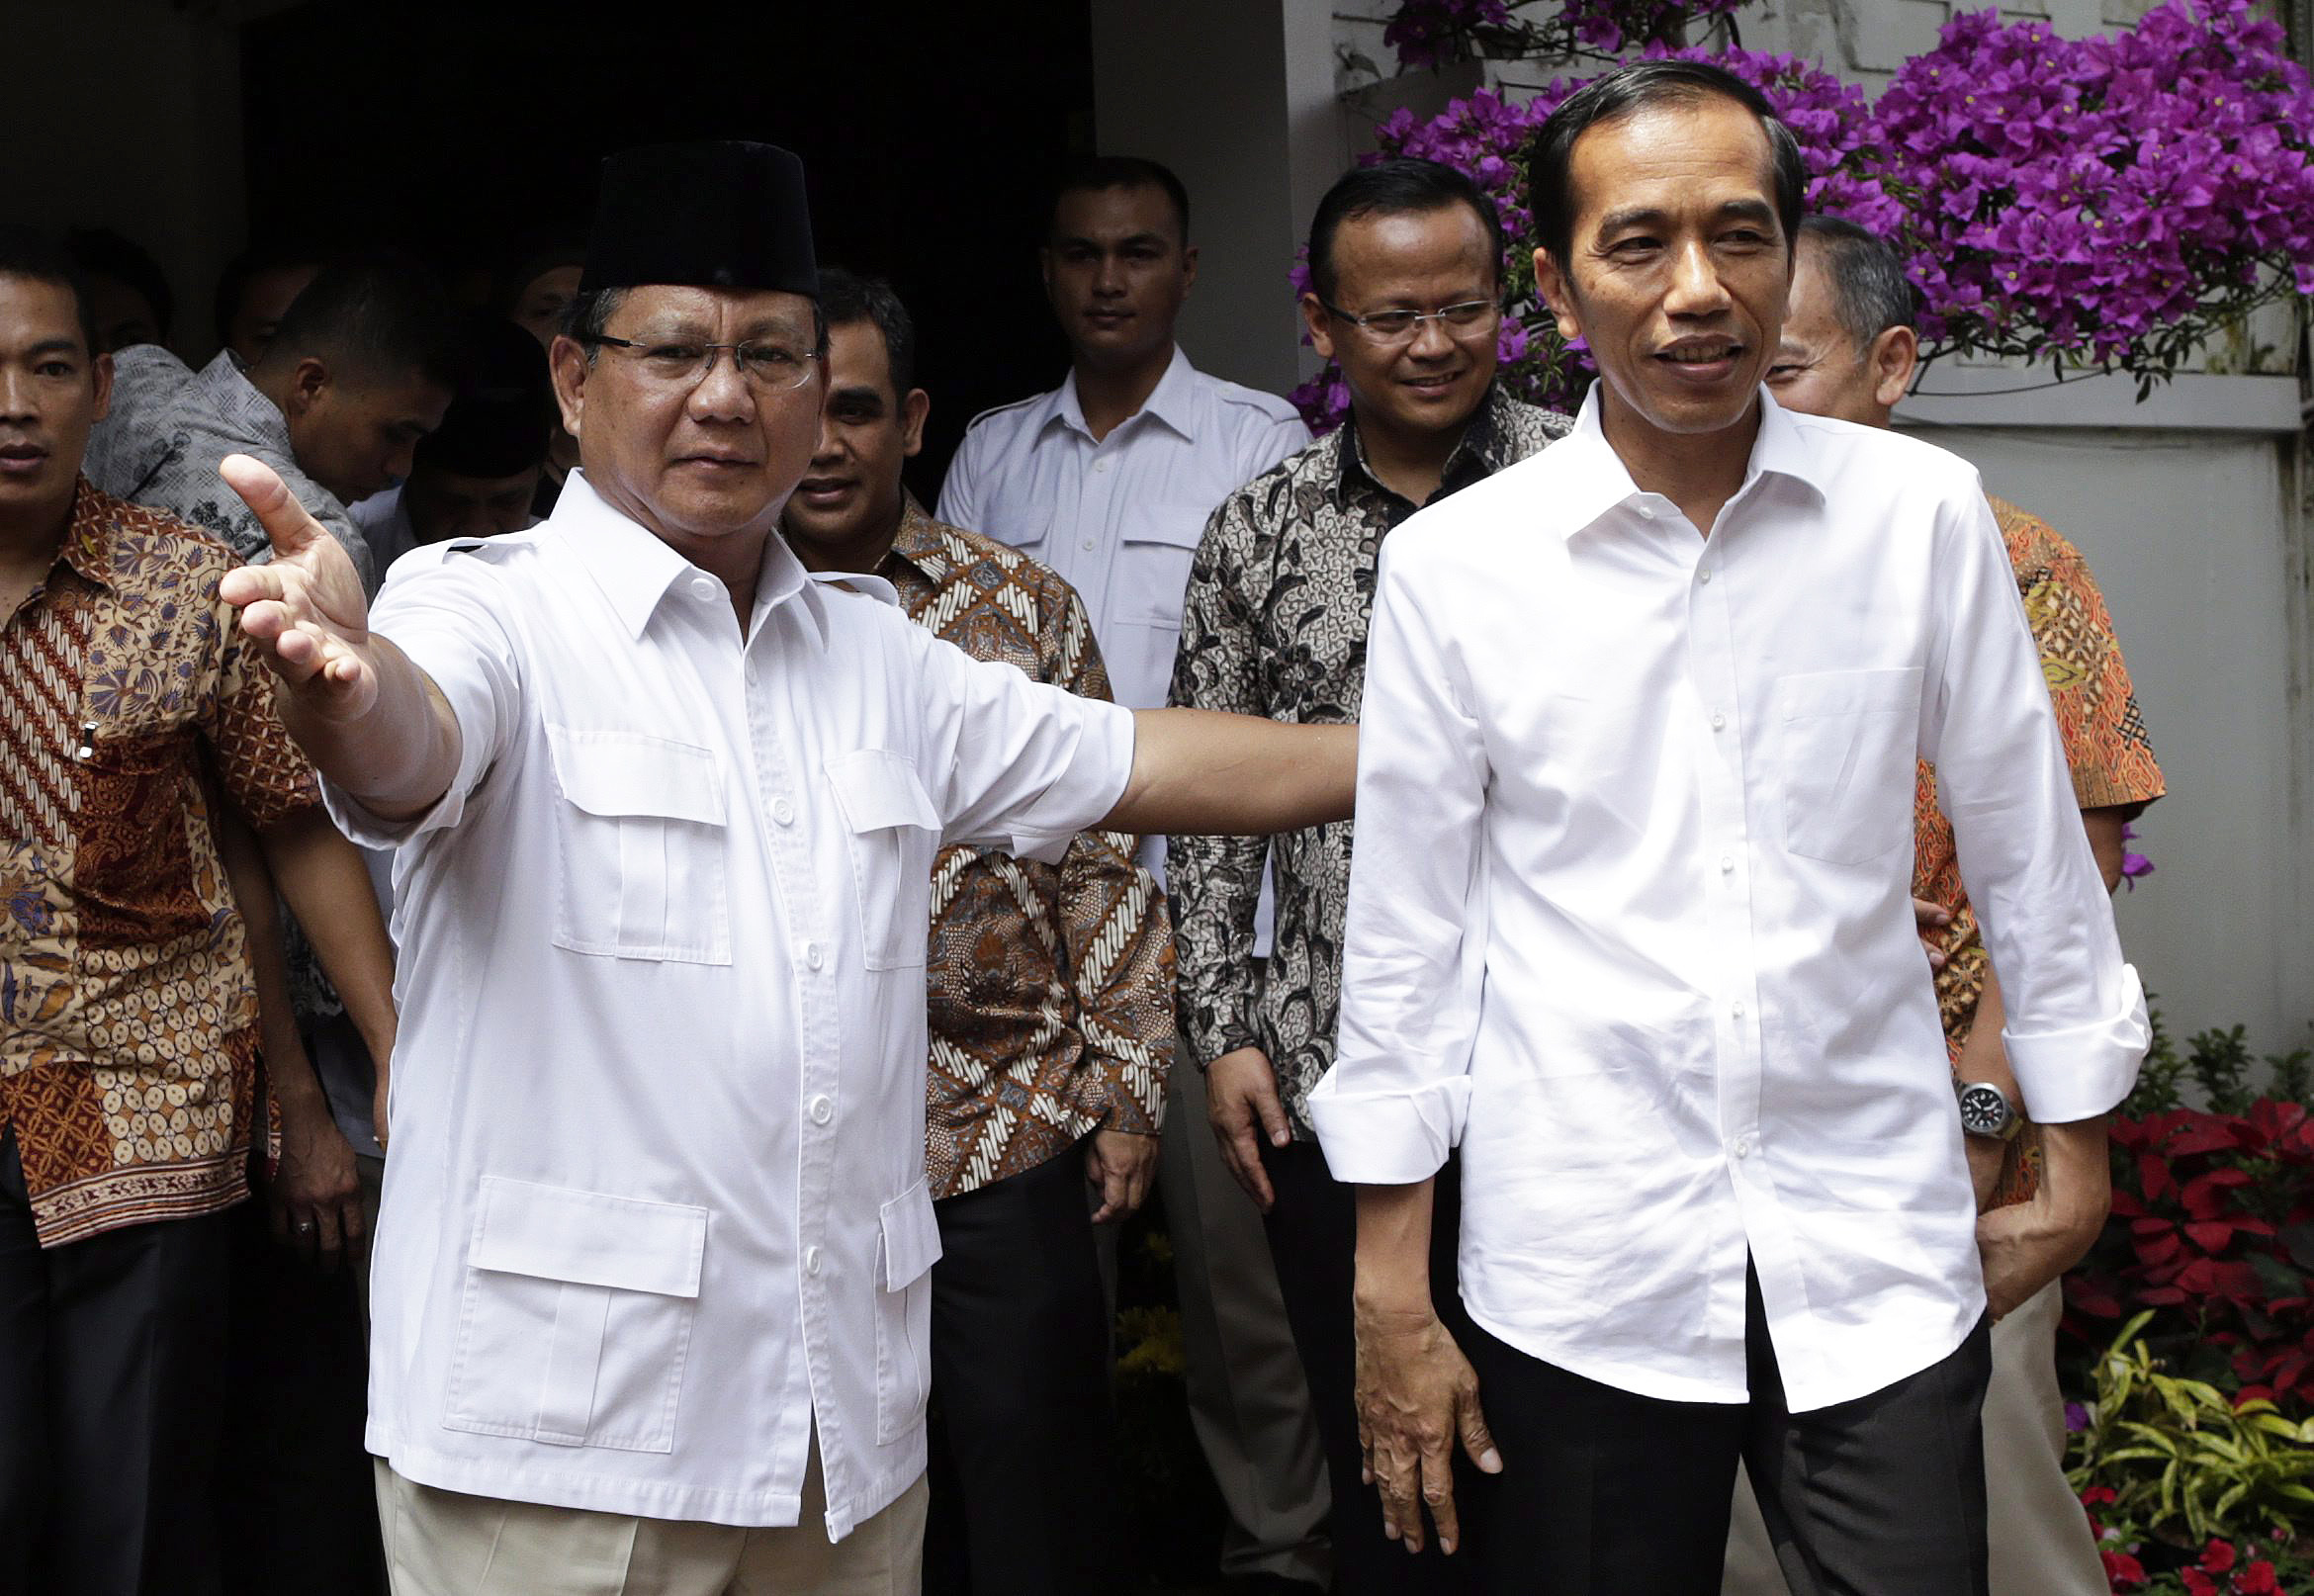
[1958,1085,2009,1135]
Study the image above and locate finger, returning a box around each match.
[220,454,328,561]
[290,1210,318,1265]
[1378,1446,1421,1551]
[218,562,292,611]
[1253,1077,1291,1149]
[313,1204,344,1269]
[1458,1388,1504,1475]
[340,1194,368,1261]
[1122,1159,1154,1215]
[1357,1411,1377,1487]
[1421,1444,1459,1555]
[1226,1123,1276,1211]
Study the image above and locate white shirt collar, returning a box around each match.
[1046,344,1198,444]
[1552,384,1829,539]
[550,469,814,641]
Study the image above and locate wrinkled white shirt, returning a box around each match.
[1310,391,2145,1412]
[936,344,1308,716]
[332,473,1133,1535]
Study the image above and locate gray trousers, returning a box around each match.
[1160,1058,1332,1585]
[1724,1278,2101,1596]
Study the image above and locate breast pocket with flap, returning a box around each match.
[824,749,941,971]
[546,727,731,964]
[444,1177,710,1455]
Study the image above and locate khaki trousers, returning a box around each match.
[375,1447,928,1596]
[1722,1279,2103,1596]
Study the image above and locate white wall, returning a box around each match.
[19,0,247,360]
[1901,417,2314,1056]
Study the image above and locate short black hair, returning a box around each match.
[1304,158,1506,305]
[213,241,321,352]
[1797,215,1917,350]
[816,267,918,398]
[1529,60,1805,272]
[254,252,462,391]
[1050,156,1191,245]
[0,224,98,356]
[64,226,173,344]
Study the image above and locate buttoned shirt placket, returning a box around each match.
[1663,481,1779,1371]
[727,582,847,1508]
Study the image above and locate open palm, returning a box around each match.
[215,454,381,722]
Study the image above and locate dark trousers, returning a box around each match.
[218,1193,387,1595]
[923,1140,1120,1596]
[1460,1264,1993,1595]
[0,1129,231,1596]
[1260,1139,1473,1595]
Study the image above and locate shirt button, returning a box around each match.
[804,1245,823,1276]
[1094,459,1111,474]
[771,797,796,826]
[804,941,826,971]
[745,661,758,685]
[1732,1001,1747,1020]
[1733,1134,1755,1160]
[808,1094,835,1126]
[1720,853,1735,873]
[1637,503,1655,520]
[1711,711,1727,732]
[1081,538,1096,552]
[1699,568,1714,585]
[689,576,719,601]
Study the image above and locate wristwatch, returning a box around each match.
[1956,1080,2023,1141]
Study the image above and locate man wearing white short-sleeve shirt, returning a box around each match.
[214,140,1355,1596]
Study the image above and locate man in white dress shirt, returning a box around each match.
[215,140,1356,1596]
[937,155,1330,1592]
[1312,64,2146,1595]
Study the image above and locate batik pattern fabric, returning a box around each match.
[1914,496,2166,1207]
[1166,388,1572,1138]
[877,501,1175,1199]
[0,480,322,1246]
[84,344,371,1024]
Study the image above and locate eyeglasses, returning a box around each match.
[1320,298,1502,344]
[586,335,821,392]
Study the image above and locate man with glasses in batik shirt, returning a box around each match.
[1167,158,1571,1596]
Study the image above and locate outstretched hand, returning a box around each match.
[215,454,380,722]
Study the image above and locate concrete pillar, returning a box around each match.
[1091,0,1349,396]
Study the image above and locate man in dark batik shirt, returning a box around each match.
[1167,160,1569,1596]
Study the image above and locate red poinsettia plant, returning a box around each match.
[2065,1020,2314,1411]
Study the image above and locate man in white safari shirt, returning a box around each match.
[214,141,1356,1596]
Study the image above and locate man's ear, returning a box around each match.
[1180,241,1200,298]
[1298,293,1336,364]
[288,355,330,415]
[89,350,114,424]
[900,388,930,458]
[1533,247,1583,344]
[1870,324,1919,410]
[1037,246,1055,299]
[548,334,589,440]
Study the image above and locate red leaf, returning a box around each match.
[2180,1169,2254,1218]
[2135,1228,2184,1267]
[2184,1220,2235,1253]
[2138,1151,2174,1202]
[2067,1283,2123,1317]
[2166,1119,2249,1157]
[2137,1286,2189,1305]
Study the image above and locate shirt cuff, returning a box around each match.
[2002,962,2150,1124]
[1306,1071,1470,1186]
[1005,700,1135,865]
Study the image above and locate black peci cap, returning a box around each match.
[578,140,818,300]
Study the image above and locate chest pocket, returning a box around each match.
[1777,667,1923,865]
[1114,505,1211,627]
[825,750,940,971]
[546,727,731,964]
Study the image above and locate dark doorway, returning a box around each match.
[240,0,1094,498]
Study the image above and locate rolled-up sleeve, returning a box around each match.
[320,551,522,848]
[1922,479,2148,1122]
[1307,538,1487,1184]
